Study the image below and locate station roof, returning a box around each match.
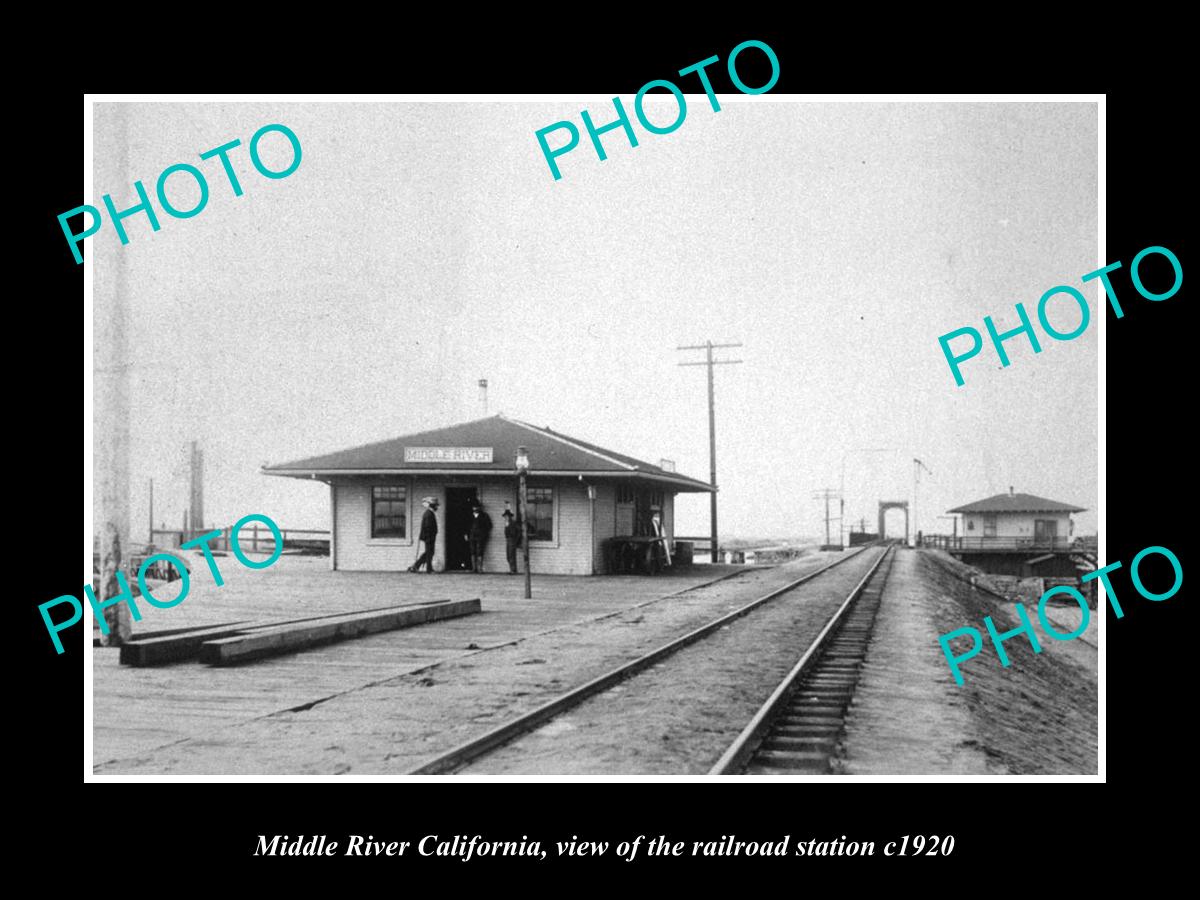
[947,492,1086,514]
[262,414,714,492]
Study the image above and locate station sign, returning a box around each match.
[404,447,494,463]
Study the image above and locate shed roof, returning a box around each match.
[262,414,714,492]
[947,492,1086,514]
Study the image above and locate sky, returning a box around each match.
[91,99,1098,544]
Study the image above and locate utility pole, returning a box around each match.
[189,441,204,532]
[812,488,841,550]
[678,341,743,564]
[94,104,133,646]
[913,457,932,547]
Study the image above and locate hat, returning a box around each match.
[473,503,483,511]
[502,509,514,518]
[422,496,438,507]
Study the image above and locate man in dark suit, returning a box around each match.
[502,503,521,574]
[409,497,439,573]
[468,503,493,573]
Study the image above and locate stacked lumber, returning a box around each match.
[200,600,480,666]
[119,599,479,667]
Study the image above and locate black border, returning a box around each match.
[24,26,1189,883]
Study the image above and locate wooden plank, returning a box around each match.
[101,619,249,648]
[121,601,452,667]
[198,599,482,666]
[125,621,250,642]
[121,624,259,666]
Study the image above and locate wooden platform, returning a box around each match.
[91,556,741,767]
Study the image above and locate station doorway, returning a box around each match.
[444,486,479,571]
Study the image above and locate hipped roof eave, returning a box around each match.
[262,467,716,493]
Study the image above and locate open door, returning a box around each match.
[1034,519,1058,545]
[444,487,479,571]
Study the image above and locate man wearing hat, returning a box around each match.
[502,501,521,575]
[409,497,439,573]
[468,502,493,573]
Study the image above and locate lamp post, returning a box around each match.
[515,445,532,599]
[839,447,895,547]
[913,457,932,548]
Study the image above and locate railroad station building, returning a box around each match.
[262,415,713,575]
[944,488,1089,577]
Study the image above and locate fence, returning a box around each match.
[93,526,330,582]
[920,535,1097,553]
[149,526,330,554]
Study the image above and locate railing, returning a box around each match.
[921,535,1084,552]
[148,526,330,553]
[94,526,330,578]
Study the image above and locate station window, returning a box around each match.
[983,514,997,537]
[371,485,407,538]
[616,485,635,504]
[525,486,555,541]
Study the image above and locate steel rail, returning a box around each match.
[406,546,878,775]
[707,543,896,775]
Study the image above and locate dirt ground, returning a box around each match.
[459,547,889,775]
[842,549,1097,775]
[94,547,1098,777]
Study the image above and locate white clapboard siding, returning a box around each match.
[592,483,617,574]
[333,477,604,575]
[334,480,416,572]
[526,480,591,575]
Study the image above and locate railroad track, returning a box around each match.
[405,545,881,775]
[709,542,896,775]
